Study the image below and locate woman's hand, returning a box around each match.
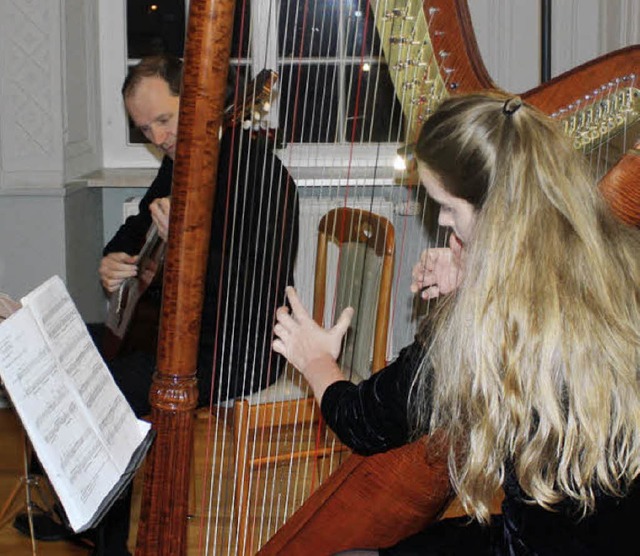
[410,233,465,299]
[149,197,171,242]
[273,287,354,403]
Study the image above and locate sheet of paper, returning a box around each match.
[0,276,151,531]
[0,307,121,530]
[21,276,149,460]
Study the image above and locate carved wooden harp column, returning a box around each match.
[135,0,236,554]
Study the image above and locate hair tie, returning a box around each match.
[502,96,522,116]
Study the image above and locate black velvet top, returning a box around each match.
[104,131,299,402]
[321,341,640,555]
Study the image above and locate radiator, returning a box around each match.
[121,195,422,359]
[122,196,395,315]
[122,196,142,222]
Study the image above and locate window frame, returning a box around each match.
[98,0,400,171]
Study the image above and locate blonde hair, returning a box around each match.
[411,92,640,523]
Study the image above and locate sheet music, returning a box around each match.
[0,276,151,532]
[21,276,147,457]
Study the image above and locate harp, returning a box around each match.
[134,1,639,555]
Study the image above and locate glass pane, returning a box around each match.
[278,0,378,58]
[278,64,339,143]
[344,2,378,56]
[345,63,405,143]
[230,0,252,58]
[279,0,339,58]
[126,0,186,58]
[126,0,249,144]
[124,0,399,145]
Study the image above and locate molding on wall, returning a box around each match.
[0,0,64,184]
[64,0,102,180]
[0,187,66,198]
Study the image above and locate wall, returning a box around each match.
[468,0,640,93]
[0,0,103,321]
[0,0,637,326]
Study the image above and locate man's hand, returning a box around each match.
[410,233,465,300]
[149,197,171,242]
[99,252,138,293]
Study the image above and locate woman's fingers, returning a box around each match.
[334,307,354,336]
[272,338,286,356]
[285,286,310,321]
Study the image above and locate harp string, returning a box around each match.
[198,0,400,552]
[194,0,303,551]
[189,0,510,553]
[192,1,294,548]
[137,1,639,553]
[246,2,315,545]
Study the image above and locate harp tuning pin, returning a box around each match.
[384,8,404,19]
[390,37,422,45]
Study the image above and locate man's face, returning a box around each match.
[125,76,180,160]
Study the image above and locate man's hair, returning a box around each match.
[121,54,183,98]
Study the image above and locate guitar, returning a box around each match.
[102,69,279,360]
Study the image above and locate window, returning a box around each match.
[270,1,404,145]
[99,0,403,168]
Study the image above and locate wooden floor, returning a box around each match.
[0,403,496,556]
[1,407,175,556]
[0,404,337,556]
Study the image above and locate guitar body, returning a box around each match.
[103,227,166,360]
[102,284,162,361]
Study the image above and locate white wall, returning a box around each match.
[0,0,103,320]
[0,0,637,324]
[468,0,640,94]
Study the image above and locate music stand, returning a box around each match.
[0,400,57,553]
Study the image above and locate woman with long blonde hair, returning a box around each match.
[273,92,640,554]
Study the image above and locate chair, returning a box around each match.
[230,206,396,554]
[314,207,395,379]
